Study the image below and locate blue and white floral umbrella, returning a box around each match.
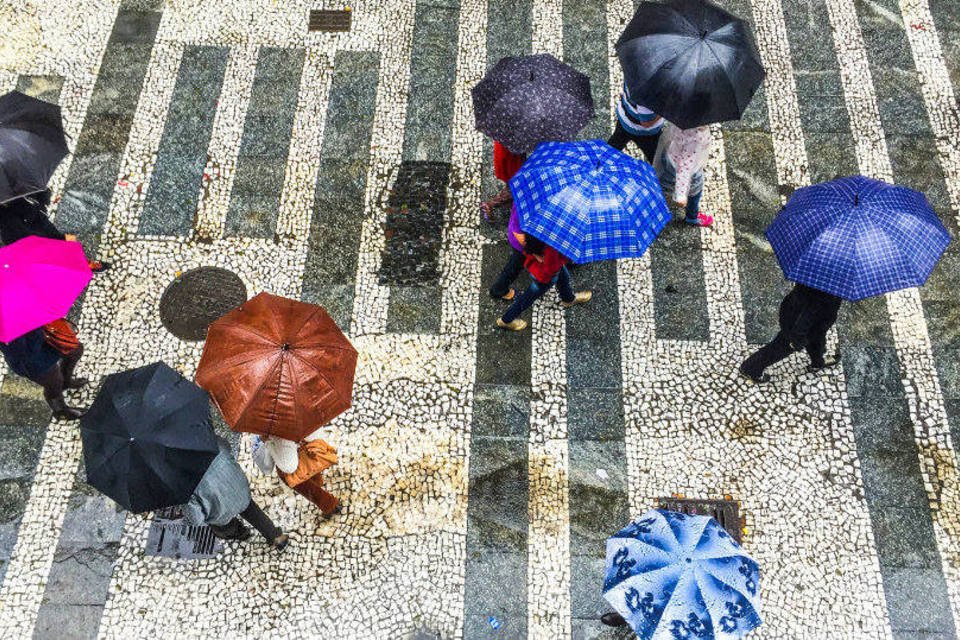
[509,139,670,263]
[603,509,762,640]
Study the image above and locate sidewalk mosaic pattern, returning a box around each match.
[2,0,960,638]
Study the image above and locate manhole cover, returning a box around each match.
[657,497,743,543]
[158,267,246,341]
[308,8,352,32]
[145,507,223,559]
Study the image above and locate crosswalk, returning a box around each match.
[1,0,960,638]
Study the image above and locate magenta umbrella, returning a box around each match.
[0,236,91,342]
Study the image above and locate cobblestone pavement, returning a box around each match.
[1,0,960,638]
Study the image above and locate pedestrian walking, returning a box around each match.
[183,436,290,550]
[253,432,342,517]
[606,83,663,163]
[488,205,527,301]
[0,325,86,419]
[0,189,111,272]
[739,283,842,383]
[480,141,526,219]
[653,123,713,227]
[496,234,591,331]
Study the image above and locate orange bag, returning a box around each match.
[42,319,80,355]
[278,439,339,514]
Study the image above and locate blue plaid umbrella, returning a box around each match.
[766,175,951,301]
[509,139,670,263]
[603,510,762,640]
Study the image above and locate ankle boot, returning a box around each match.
[48,397,84,421]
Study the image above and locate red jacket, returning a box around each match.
[493,141,526,182]
[525,246,569,284]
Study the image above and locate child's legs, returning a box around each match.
[502,278,549,323]
[555,266,575,303]
[684,190,703,221]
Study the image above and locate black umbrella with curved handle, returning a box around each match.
[616,0,766,129]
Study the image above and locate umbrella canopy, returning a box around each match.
[603,509,762,640]
[81,362,218,513]
[472,53,594,155]
[615,0,765,128]
[0,236,91,343]
[196,292,358,440]
[766,175,951,301]
[0,91,70,204]
[509,139,670,263]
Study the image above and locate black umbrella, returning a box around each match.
[80,362,218,513]
[0,91,69,204]
[472,54,594,155]
[616,0,765,129]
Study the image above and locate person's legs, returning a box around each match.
[59,344,87,388]
[636,132,661,164]
[489,249,525,299]
[500,278,549,325]
[35,363,83,419]
[239,498,282,541]
[555,266,575,303]
[684,191,703,221]
[607,121,631,151]
[805,333,827,369]
[208,517,250,540]
[740,333,796,381]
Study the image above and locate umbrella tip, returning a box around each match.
[281,342,290,351]
[700,30,708,39]
[854,194,859,206]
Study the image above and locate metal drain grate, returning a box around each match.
[145,507,223,559]
[308,9,352,32]
[657,497,743,543]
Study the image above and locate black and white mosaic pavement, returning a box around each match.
[2,0,960,638]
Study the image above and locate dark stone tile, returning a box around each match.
[58,152,124,242]
[475,241,531,386]
[568,440,629,551]
[139,153,206,235]
[402,1,460,162]
[872,70,932,136]
[887,136,950,210]
[224,193,280,238]
[39,546,117,605]
[0,377,51,428]
[32,604,105,640]
[471,384,530,439]
[870,506,942,568]
[893,633,951,640]
[848,395,917,453]
[300,284,353,333]
[120,0,164,9]
[230,155,287,196]
[463,613,527,639]
[883,568,955,633]
[650,220,709,342]
[462,552,527,616]
[16,74,64,104]
[566,261,621,389]
[87,63,151,116]
[722,85,769,132]
[386,286,441,334]
[563,0,609,139]
[568,388,624,441]
[108,9,161,44]
[802,132,860,185]
[486,0,531,65]
[301,51,379,307]
[75,113,135,154]
[795,72,853,135]
[467,438,528,553]
[570,555,609,619]
[781,0,840,72]
[93,43,153,84]
[838,295,894,344]
[839,346,904,399]
[858,448,928,507]
[858,19,915,71]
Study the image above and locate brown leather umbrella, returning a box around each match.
[196,292,357,440]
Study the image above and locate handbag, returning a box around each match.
[277,439,340,514]
[42,319,81,355]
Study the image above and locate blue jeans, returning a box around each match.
[685,191,702,221]
[501,267,575,323]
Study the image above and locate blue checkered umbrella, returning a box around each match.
[603,510,762,640]
[509,140,670,263]
[766,175,951,301]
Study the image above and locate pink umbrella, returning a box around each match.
[0,236,91,343]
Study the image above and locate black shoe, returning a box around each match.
[65,377,89,389]
[739,365,771,384]
[600,612,627,627]
[49,398,84,420]
[271,532,290,551]
[807,356,841,373]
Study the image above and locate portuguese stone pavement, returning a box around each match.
[1,0,960,638]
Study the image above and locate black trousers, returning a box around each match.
[209,499,280,541]
[489,248,525,299]
[607,122,661,164]
[741,331,828,378]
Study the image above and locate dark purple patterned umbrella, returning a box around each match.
[0,91,69,204]
[472,54,594,155]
